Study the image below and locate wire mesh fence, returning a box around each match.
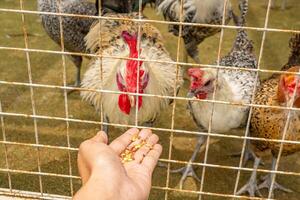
[0,0,300,199]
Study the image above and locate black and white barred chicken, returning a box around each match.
[81,13,183,134]
[173,2,259,187]
[157,0,248,63]
[38,0,133,90]
[38,0,98,88]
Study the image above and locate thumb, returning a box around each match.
[90,131,108,144]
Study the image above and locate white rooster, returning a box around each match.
[81,13,183,133]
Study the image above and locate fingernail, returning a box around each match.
[92,131,108,144]
[139,129,152,139]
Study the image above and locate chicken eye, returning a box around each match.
[119,73,125,84]
[204,80,212,87]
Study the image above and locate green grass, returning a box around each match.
[0,0,300,199]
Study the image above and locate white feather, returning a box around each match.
[189,68,254,133]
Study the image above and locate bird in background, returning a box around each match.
[157,0,246,63]
[38,0,97,89]
[38,0,134,92]
[236,34,300,198]
[175,0,259,188]
[80,13,183,135]
[95,0,154,14]
[95,0,131,15]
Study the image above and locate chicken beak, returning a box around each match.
[129,95,135,108]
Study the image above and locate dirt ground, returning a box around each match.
[0,0,300,199]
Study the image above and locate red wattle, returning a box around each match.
[138,96,143,110]
[196,93,207,99]
[118,94,131,115]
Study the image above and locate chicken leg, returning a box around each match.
[184,39,201,64]
[258,157,293,198]
[236,157,262,197]
[102,115,109,136]
[68,55,82,94]
[170,135,207,189]
[231,140,264,166]
[281,0,287,10]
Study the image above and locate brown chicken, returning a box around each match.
[237,34,300,198]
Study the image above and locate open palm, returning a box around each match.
[74,128,162,200]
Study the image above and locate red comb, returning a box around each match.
[122,31,138,57]
[188,68,204,78]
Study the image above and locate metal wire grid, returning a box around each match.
[0,0,299,199]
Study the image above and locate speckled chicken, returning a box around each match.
[237,34,300,198]
[81,13,183,134]
[157,0,247,63]
[173,4,258,187]
[38,0,98,88]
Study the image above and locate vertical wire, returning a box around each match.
[19,0,43,195]
[233,0,272,196]
[56,0,73,195]
[97,0,105,133]
[263,1,294,196]
[134,0,144,127]
[266,81,300,199]
[266,73,300,196]
[0,101,12,192]
[198,1,229,199]
[164,0,184,199]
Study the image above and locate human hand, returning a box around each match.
[73,128,162,200]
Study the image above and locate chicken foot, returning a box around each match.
[258,157,293,198]
[236,157,262,197]
[170,136,207,189]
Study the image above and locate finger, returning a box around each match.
[133,134,159,163]
[127,129,152,150]
[141,144,162,173]
[109,128,139,154]
[90,131,108,144]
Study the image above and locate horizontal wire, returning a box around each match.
[0,161,297,199]
[2,46,300,77]
[0,8,299,34]
[2,80,300,113]
[0,141,78,151]
[1,110,300,145]
[0,157,299,183]
[0,188,71,200]
[0,186,272,200]
[0,168,80,179]
[151,186,274,200]
[158,158,300,177]
[0,140,299,177]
